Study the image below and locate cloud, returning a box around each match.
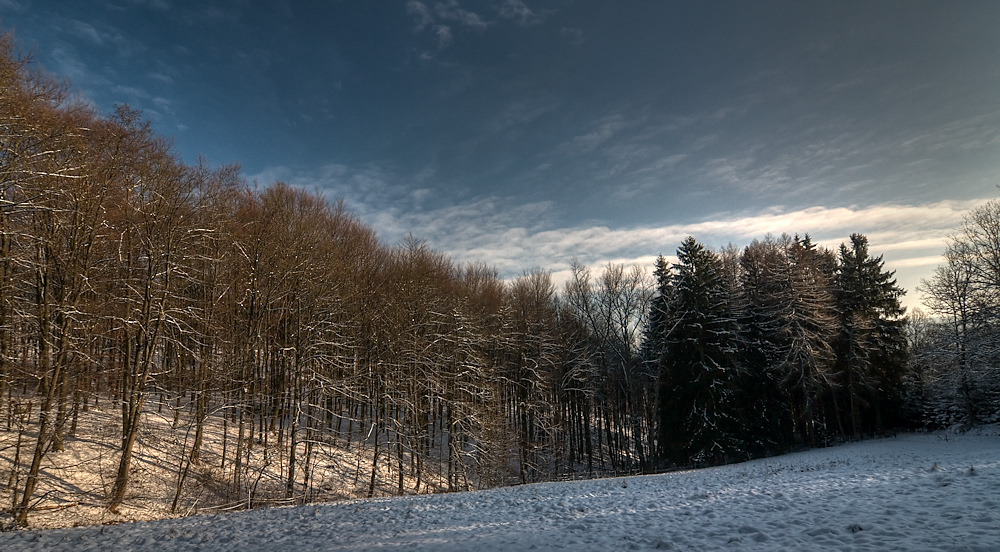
[568,115,629,153]
[49,46,91,83]
[897,110,1000,154]
[126,0,171,9]
[407,0,489,44]
[260,161,985,276]
[406,1,434,31]
[249,163,415,227]
[148,71,174,85]
[887,255,945,269]
[67,19,129,50]
[407,0,551,51]
[0,0,25,11]
[68,21,105,44]
[547,96,995,213]
[389,197,989,312]
[433,25,453,48]
[254,149,990,311]
[486,97,560,133]
[434,0,488,30]
[497,0,545,26]
[560,27,584,45]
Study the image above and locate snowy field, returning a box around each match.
[2,427,998,551]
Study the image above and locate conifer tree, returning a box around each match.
[835,233,907,435]
[655,237,742,465]
[737,238,795,452]
[781,235,839,444]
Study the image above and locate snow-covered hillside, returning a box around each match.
[3,427,997,551]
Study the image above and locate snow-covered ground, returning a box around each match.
[3,427,998,551]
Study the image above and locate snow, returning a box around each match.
[3,428,998,551]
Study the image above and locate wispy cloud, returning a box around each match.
[560,27,583,45]
[433,24,453,48]
[405,0,553,54]
[897,110,1000,154]
[126,0,171,10]
[249,163,435,242]
[0,0,25,11]
[389,196,989,311]
[406,0,488,48]
[567,115,629,153]
[48,46,92,83]
[497,0,545,26]
[148,71,174,85]
[434,0,488,29]
[406,1,434,32]
[485,92,562,132]
[888,255,945,269]
[68,19,123,47]
[260,159,989,311]
[545,89,997,212]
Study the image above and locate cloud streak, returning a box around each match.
[497,0,545,26]
[257,160,990,311]
[412,200,983,275]
[408,198,983,311]
[406,0,489,49]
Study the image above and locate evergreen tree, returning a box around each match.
[782,235,839,444]
[654,237,742,465]
[643,256,672,369]
[737,238,795,452]
[643,255,673,460]
[835,233,907,435]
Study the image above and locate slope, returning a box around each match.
[2,426,997,551]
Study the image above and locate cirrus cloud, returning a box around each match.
[255,161,990,311]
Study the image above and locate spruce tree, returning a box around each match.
[655,237,742,465]
[782,235,839,444]
[835,233,907,435]
[738,238,795,452]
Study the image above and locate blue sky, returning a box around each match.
[2,1,999,310]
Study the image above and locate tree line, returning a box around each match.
[912,200,1000,428]
[645,234,907,467]
[1,32,996,526]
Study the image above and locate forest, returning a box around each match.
[2,31,998,527]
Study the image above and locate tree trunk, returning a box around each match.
[108,392,146,511]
